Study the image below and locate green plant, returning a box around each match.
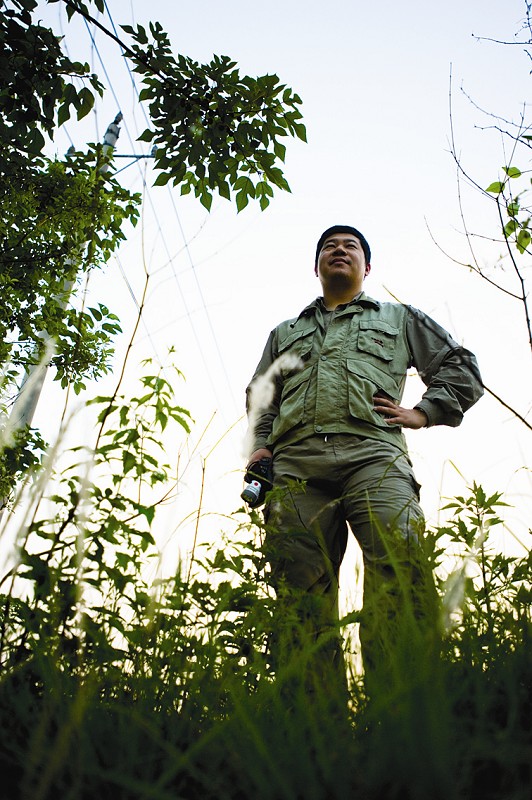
[1,433,530,800]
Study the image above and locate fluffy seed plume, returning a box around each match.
[243,352,303,459]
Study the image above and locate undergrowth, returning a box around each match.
[0,371,530,800]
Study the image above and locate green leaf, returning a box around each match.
[156,410,168,430]
[137,528,156,546]
[173,414,192,433]
[57,103,71,127]
[76,87,94,120]
[122,450,136,474]
[218,180,231,200]
[200,190,213,211]
[136,504,155,525]
[153,171,171,187]
[137,128,155,143]
[503,166,522,178]
[89,306,103,322]
[134,24,149,45]
[273,140,286,161]
[516,228,531,253]
[234,176,252,190]
[504,219,518,237]
[292,121,307,142]
[485,181,504,194]
[235,190,249,212]
[115,552,131,569]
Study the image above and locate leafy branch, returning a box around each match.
[58,0,307,211]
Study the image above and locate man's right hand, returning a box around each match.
[246,448,273,469]
[243,449,273,508]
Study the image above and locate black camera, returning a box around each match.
[241,457,273,508]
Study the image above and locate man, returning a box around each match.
[245,224,483,688]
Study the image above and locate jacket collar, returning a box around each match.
[296,292,381,321]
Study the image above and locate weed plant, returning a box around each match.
[0,374,530,800]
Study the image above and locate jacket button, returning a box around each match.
[321,355,327,361]
[315,425,323,432]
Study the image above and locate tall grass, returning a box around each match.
[0,374,530,800]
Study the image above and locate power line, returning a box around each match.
[53,1,244,424]
[99,1,241,417]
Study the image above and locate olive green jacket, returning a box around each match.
[247,293,483,454]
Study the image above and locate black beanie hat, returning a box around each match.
[315,225,371,266]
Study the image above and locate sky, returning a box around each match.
[18,0,532,596]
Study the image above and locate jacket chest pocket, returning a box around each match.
[357,320,399,362]
[278,324,316,368]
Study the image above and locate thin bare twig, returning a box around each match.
[424,219,522,300]
[185,457,206,590]
[447,66,532,355]
[94,173,151,450]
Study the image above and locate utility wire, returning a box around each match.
[100,1,241,418]
[55,2,243,424]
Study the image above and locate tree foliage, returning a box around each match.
[0,0,305,377]
[0,0,103,173]
[0,0,306,499]
[133,45,305,212]
[56,0,306,211]
[0,0,305,390]
[0,152,139,388]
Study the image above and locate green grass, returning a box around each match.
[0,379,530,799]
[1,522,530,800]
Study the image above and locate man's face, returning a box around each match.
[315,233,371,292]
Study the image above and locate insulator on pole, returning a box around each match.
[101,111,123,171]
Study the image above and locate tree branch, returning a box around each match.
[60,0,161,78]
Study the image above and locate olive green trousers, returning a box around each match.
[264,433,429,685]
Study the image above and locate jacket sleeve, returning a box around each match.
[405,306,484,427]
[245,328,281,451]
